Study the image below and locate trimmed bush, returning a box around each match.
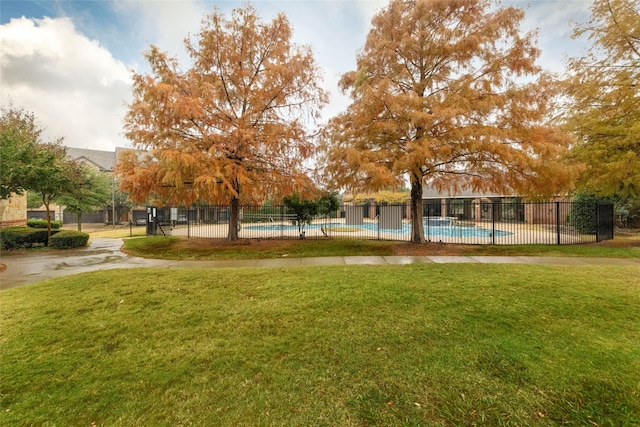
[0,227,30,249]
[27,219,62,229]
[49,230,89,249]
[0,227,59,250]
[568,192,609,235]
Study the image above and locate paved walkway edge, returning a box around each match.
[1,237,638,291]
[160,255,640,269]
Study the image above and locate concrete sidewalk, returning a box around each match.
[1,238,638,291]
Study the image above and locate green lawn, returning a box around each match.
[121,236,640,260]
[87,226,147,239]
[1,264,638,426]
[122,237,400,260]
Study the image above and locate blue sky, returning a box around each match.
[1,0,591,151]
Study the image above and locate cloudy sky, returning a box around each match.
[1,0,592,151]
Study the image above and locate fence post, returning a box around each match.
[556,202,561,245]
[490,202,495,245]
[596,201,600,242]
[426,203,430,242]
[280,205,284,240]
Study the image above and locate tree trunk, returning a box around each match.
[410,172,425,244]
[44,200,52,247]
[77,212,82,232]
[228,196,240,241]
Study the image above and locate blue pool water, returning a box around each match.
[244,222,512,238]
[245,223,333,232]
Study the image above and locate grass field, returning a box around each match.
[1,264,638,426]
[121,235,640,260]
[86,225,147,239]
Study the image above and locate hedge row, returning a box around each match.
[1,227,90,250]
[1,227,58,249]
[49,230,90,249]
[1,227,88,250]
[27,219,62,229]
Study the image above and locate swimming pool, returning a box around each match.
[244,223,331,232]
[244,222,512,238]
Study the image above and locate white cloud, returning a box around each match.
[0,16,132,150]
[270,0,390,121]
[511,0,592,72]
[353,0,389,21]
[109,0,382,123]
[112,0,212,67]
[0,0,593,153]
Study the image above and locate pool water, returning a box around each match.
[245,223,331,232]
[422,224,512,238]
[244,222,512,238]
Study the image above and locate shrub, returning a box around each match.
[49,230,89,249]
[0,227,59,249]
[27,219,61,229]
[569,192,608,234]
[1,227,29,249]
[283,193,318,238]
[615,196,640,228]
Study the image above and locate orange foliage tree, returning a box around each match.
[563,0,639,199]
[118,5,327,240]
[320,0,577,243]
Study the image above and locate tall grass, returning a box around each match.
[1,264,638,426]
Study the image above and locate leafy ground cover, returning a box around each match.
[1,264,638,426]
[121,232,640,260]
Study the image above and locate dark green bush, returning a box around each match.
[49,230,89,249]
[27,219,61,229]
[0,227,59,249]
[0,227,29,249]
[569,192,606,234]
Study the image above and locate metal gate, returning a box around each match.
[596,203,614,242]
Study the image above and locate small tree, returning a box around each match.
[0,105,39,199]
[316,192,340,226]
[0,105,86,242]
[283,193,318,239]
[108,179,133,225]
[24,143,82,244]
[57,167,112,231]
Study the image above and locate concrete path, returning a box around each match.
[1,238,638,291]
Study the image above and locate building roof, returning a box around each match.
[66,147,141,172]
[66,147,117,171]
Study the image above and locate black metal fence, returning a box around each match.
[596,203,614,241]
[143,200,615,245]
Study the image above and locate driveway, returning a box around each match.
[0,238,166,290]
